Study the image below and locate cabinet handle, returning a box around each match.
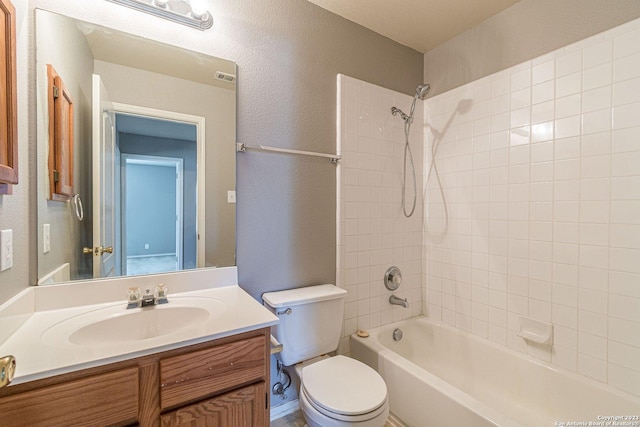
[0,355,16,388]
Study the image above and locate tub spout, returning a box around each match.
[389,295,408,308]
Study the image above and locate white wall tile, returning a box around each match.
[583,40,613,69]
[532,80,555,104]
[422,20,640,397]
[613,102,640,129]
[578,353,607,382]
[582,109,612,135]
[555,116,581,139]
[613,52,640,82]
[556,72,582,98]
[552,345,577,371]
[579,310,608,337]
[613,77,640,106]
[612,127,640,153]
[557,50,582,77]
[339,76,423,347]
[583,62,612,91]
[556,94,582,118]
[609,317,640,348]
[608,364,640,396]
[609,340,640,372]
[613,28,640,59]
[582,86,612,112]
[533,60,555,85]
[609,271,640,298]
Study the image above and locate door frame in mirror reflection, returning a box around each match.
[121,153,185,275]
[92,74,115,278]
[91,100,207,279]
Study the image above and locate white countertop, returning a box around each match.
[0,268,278,385]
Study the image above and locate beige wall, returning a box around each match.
[424,0,640,96]
[0,1,29,302]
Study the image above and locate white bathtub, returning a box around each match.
[351,316,640,427]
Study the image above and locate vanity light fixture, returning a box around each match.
[106,0,213,30]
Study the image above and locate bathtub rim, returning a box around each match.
[351,315,640,406]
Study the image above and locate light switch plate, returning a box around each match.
[43,224,50,254]
[227,190,236,203]
[0,229,13,271]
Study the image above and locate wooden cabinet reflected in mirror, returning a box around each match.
[0,0,17,195]
[47,64,75,201]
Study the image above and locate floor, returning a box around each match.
[126,255,177,276]
[270,410,403,427]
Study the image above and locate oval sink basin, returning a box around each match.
[41,297,226,347]
[69,306,210,345]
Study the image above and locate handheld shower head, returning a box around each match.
[416,83,430,100]
[391,83,431,124]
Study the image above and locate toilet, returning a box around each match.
[263,284,389,427]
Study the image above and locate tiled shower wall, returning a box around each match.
[337,74,423,355]
[423,19,640,397]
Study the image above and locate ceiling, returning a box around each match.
[76,20,236,89]
[306,0,521,53]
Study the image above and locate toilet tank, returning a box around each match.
[262,284,347,366]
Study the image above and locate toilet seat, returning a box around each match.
[301,355,388,421]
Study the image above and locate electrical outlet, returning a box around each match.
[227,190,236,203]
[0,229,13,272]
[43,224,51,254]
[145,243,150,250]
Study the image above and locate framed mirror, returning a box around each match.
[35,9,236,284]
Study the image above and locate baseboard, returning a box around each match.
[387,412,408,427]
[270,399,300,421]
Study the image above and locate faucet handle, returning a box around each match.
[155,283,169,304]
[127,287,141,309]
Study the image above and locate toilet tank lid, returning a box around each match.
[262,284,347,308]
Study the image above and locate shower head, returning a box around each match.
[391,83,431,123]
[416,83,430,100]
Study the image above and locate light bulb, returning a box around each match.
[190,0,207,20]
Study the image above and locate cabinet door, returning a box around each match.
[160,382,267,427]
[0,0,18,193]
[46,64,74,201]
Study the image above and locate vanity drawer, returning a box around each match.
[0,367,139,427]
[160,335,267,410]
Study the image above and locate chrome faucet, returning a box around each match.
[389,295,408,308]
[141,289,155,307]
[127,284,168,309]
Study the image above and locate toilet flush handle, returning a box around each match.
[276,308,292,315]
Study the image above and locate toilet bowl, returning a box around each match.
[262,284,389,427]
[296,356,389,427]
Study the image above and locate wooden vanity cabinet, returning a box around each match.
[0,328,270,427]
[160,382,267,427]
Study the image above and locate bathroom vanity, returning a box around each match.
[0,268,278,426]
[0,329,269,426]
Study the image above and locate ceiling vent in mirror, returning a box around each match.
[215,71,236,83]
[106,0,213,30]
